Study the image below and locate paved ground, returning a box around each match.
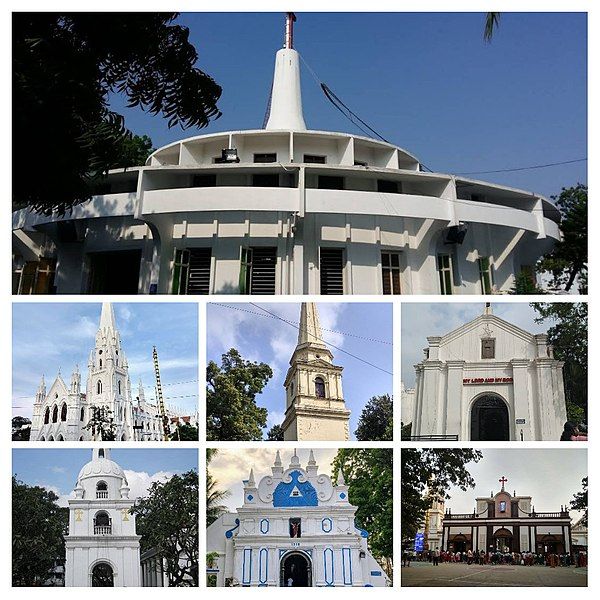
[401,562,587,587]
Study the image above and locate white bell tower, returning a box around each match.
[64,448,141,587]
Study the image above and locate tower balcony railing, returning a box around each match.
[94,525,112,535]
[96,491,108,499]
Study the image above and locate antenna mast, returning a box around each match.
[285,12,296,49]
[152,346,170,440]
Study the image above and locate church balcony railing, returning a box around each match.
[444,513,478,520]
[96,491,108,499]
[408,435,459,441]
[94,525,112,535]
[528,512,570,518]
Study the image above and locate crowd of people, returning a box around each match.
[402,548,588,569]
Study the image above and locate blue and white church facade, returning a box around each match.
[206,450,389,587]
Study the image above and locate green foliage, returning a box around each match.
[111,134,154,169]
[206,348,272,441]
[12,476,68,586]
[484,12,501,42]
[538,184,588,293]
[12,416,31,441]
[206,449,230,527]
[510,270,545,295]
[132,469,199,587]
[13,13,221,214]
[170,423,199,441]
[570,477,588,526]
[84,405,116,440]
[355,394,393,441]
[332,449,393,578]
[400,422,412,441]
[531,302,587,422]
[401,449,482,543]
[266,423,284,441]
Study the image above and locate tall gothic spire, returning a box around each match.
[297,302,327,348]
[99,302,117,332]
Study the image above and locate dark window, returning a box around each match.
[52,405,58,423]
[320,248,344,295]
[381,252,401,295]
[354,160,368,166]
[172,248,212,295]
[478,257,493,294]
[80,407,85,422]
[437,254,454,295]
[14,257,57,295]
[289,518,302,538]
[60,403,67,422]
[96,481,107,491]
[318,175,344,190]
[97,381,102,394]
[252,173,280,187]
[87,250,141,295]
[99,449,105,458]
[44,407,50,424]
[192,174,217,187]
[315,377,326,398]
[304,154,327,164]
[481,338,496,359]
[240,247,277,294]
[377,179,400,194]
[92,563,114,587]
[254,153,277,163]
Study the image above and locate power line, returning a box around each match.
[216,303,392,344]
[456,158,587,175]
[248,303,393,376]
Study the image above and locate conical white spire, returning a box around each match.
[337,467,346,486]
[247,468,256,487]
[297,302,327,347]
[99,302,117,332]
[308,450,316,466]
[265,13,307,131]
[274,450,282,467]
[289,448,301,468]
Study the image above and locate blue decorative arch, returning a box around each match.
[273,470,318,507]
[322,517,333,533]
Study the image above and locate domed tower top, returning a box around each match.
[74,448,130,500]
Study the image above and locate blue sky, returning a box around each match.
[12,303,198,420]
[110,12,587,199]
[206,302,393,439]
[401,302,564,388]
[432,448,586,520]
[12,448,198,506]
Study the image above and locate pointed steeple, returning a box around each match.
[247,468,256,487]
[308,450,316,466]
[35,375,46,403]
[265,13,307,131]
[297,302,327,348]
[275,450,282,467]
[289,448,301,468]
[99,302,117,332]
[337,467,346,486]
[138,379,145,403]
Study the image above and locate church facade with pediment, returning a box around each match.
[206,450,389,587]
[442,477,573,556]
[409,304,567,441]
[281,303,351,441]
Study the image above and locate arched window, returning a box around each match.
[44,407,50,424]
[40,436,45,441]
[48,435,54,441]
[52,405,58,423]
[57,434,64,441]
[315,377,326,398]
[80,407,85,422]
[99,359,103,368]
[93,511,112,536]
[118,380,121,395]
[60,403,67,422]
[99,449,105,458]
[97,380,102,394]
[96,481,108,498]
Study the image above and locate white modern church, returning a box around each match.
[29,303,174,441]
[405,304,567,441]
[13,14,561,295]
[206,450,389,587]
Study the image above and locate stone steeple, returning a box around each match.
[281,303,350,441]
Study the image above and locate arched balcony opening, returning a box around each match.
[94,510,112,535]
[96,481,108,499]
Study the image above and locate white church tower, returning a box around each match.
[86,303,134,441]
[65,448,141,587]
[282,303,350,440]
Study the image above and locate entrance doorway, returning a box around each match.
[493,528,514,552]
[91,562,114,587]
[470,395,509,441]
[87,250,142,294]
[280,552,312,587]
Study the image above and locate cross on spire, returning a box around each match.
[499,476,508,491]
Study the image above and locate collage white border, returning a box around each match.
[1,0,595,597]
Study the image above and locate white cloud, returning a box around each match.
[266,410,285,430]
[123,469,176,501]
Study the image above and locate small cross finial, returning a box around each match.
[499,476,508,491]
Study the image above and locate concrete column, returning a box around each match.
[511,359,534,441]
[445,361,465,438]
[534,358,562,440]
[419,361,443,435]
